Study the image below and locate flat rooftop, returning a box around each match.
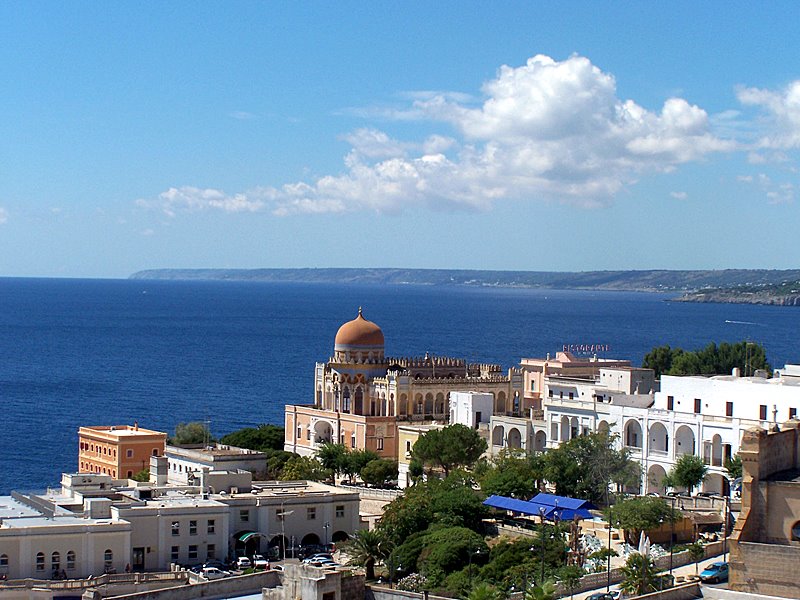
[80,425,167,437]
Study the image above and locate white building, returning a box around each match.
[449,391,493,428]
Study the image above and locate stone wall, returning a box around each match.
[728,541,800,599]
[103,571,280,600]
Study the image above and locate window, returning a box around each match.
[239,509,250,523]
[531,380,536,391]
[127,470,133,478]
[0,554,7,567]
[350,434,356,448]
[307,507,316,520]
[568,392,574,400]
[297,426,302,439]
[405,440,411,453]
[306,429,311,441]
[126,449,133,458]
[559,391,563,399]
[336,505,345,518]
[189,520,197,535]
[188,545,198,561]
[726,402,733,417]
[376,438,384,451]
[694,398,701,414]
[207,544,216,559]
[207,519,215,534]
[36,552,45,571]
[52,551,60,571]
[667,396,674,410]
[171,521,180,536]
[548,389,553,398]
[792,521,800,541]
[103,549,113,571]
[760,404,768,420]
[152,448,159,456]
[66,551,76,570]
[790,408,797,420]
[171,546,179,562]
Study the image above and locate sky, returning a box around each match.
[1,2,800,278]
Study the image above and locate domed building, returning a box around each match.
[284,309,523,466]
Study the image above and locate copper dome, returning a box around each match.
[334,308,384,347]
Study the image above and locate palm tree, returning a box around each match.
[619,553,659,596]
[466,582,502,600]
[344,529,385,580]
[525,579,556,600]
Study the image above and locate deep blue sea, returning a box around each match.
[1,278,798,494]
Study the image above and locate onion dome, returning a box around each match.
[334,307,384,348]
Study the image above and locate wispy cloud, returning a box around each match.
[737,172,795,204]
[229,111,257,120]
[136,187,266,217]
[0,207,8,224]
[670,191,688,200]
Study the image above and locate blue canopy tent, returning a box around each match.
[483,493,597,522]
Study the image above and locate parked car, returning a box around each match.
[236,556,252,569]
[203,559,229,571]
[202,567,229,580]
[302,553,334,564]
[700,562,729,583]
[305,557,338,568]
[587,593,615,600]
[252,554,270,569]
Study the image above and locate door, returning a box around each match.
[132,547,145,572]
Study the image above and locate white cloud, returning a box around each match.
[736,172,795,204]
[229,111,257,120]
[146,54,738,216]
[737,81,800,149]
[0,207,7,224]
[137,187,266,217]
[670,191,688,200]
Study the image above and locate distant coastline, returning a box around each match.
[130,268,800,305]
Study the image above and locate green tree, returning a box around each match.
[725,454,742,480]
[416,527,488,585]
[219,424,284,451]
[667,454,708,495]
[346,449,381,483]
[541,431,637,505]
[262,450,295,480]
[171,421,213,445]
[345,529,387,580]
[619,553,660,596]
[642,341,770,377]
[131,468,150,482]
[606,497,680,546]
[412,424,487,477]
[278,456,329,481]
[478,449,543,499]
[556,565,584,600]
[361,459,399,488]
[317,443,349,482]
[687,542,705,575]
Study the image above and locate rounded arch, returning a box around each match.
[624,419,643,448]
[435,392,445,415]
[399,393,407,415]
[495,391,507,414]
[712,433,723,466]
[597,420,610,436]
[492,425,505,447]
[649,422,669,454]
[354,387,364,414]
[313,421,333,444]
[424,392,434,415]
[415,393,423,415]
[332,530,349,543]
[560,415,570,441]
[647,464,667,494]
[675,425,695,456]
[507,428,522,449]
[791,521,800,541]
[301,533,321,546]
[534,430,547,451]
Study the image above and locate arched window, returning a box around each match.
[792,521,800,541]
[152,448,159,456]
[67,550,76,570]
[52,551,60,571]
[36,552,45,571]
[104,549,113,571]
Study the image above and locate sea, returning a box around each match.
[1,277,798,494]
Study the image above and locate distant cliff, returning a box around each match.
[129,268,800,300]
[673,280,800,306]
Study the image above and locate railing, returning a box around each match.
[338,483,403,500]
[0,571,187,591]
[649,448,669,457]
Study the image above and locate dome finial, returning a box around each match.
[358,306,363,316]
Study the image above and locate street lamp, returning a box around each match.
[323,522,331,548]
[723,493,730,563]
[669,496,676,580]
[278,502,294,561]
[539,507,546,584]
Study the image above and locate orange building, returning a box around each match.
[78,424,167,479]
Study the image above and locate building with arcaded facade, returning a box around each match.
[284,308,522,459]
[729,419,800,598]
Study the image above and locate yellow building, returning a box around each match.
[285,309,521,460]
[78,424,167,479]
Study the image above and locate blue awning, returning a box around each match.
[483,493,596,521]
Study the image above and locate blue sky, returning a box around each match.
[2,2,799,277]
